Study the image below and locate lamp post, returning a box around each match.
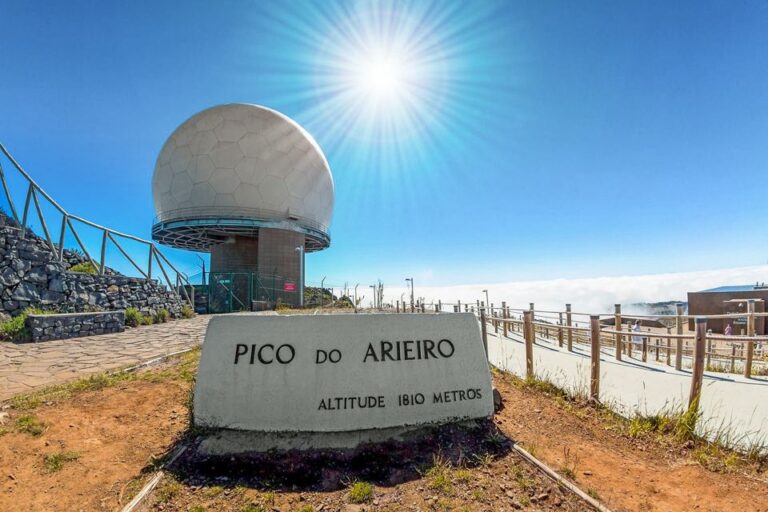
[195,255,206,285]
[354,283,359,309]
[370,284,377,309]
[294,245,304,307]
[405,277,414,313]
[320,276,326,308]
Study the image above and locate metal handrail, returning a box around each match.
[0,143,192,304]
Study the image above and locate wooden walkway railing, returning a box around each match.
[390,299,768,414]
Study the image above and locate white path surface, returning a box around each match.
[487,330,768,451]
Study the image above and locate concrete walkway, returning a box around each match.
[0,315,210,401]
[488,330,768,451]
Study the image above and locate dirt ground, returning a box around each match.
[0,377,189,511]
[0,357,584,512]
[0,353,766,511]
[492,372,768,512]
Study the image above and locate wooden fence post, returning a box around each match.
[689,318,707,410]
[438,300,442,312]
[523,310,534,379]
[566,304,573,351]
[396,300,400,313]
[480,306,488,357]
[502,301,508,337]
[614,304,622,361]
[730,344,737,374]
[666,328,671,366]
[558,312,564,347]
[745,299,755,378]
[642,331,648,362]
[675,303,684,370]
[590,315,600,402]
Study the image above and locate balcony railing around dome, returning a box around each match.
[154,205,330,236]
[0,143,193,305]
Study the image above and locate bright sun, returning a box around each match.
[359,56,403,98]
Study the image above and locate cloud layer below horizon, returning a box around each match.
[383,265,768,314]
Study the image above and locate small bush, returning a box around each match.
[181,305,195,319]
[348,481,374,503]
[16,414,44,436]
[0,313,29,342]
[154,308,170,324]
[69,262,98,274]
[43,451,80,472]
[124,307,141,327]
[0,307,48,342]
[241,505,266,512]
[140,314,154,326]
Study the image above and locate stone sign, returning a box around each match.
[194,313,493,435]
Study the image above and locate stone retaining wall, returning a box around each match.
[0,213,185,321]
[26,311,125,342]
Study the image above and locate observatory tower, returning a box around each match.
[151,104,334,308]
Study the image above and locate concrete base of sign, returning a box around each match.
[198,422,479,454]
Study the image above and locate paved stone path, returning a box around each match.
[487,329,768,451]
[0,315,210,401]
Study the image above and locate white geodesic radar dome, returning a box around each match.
[151,104,334,251]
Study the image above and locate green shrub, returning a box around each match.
[68,262,97,274]
[0,313,29,342]
[43,451,80,472]
[348,481,374,503]
[181,305,195,319]
[275,302,292,311]
[0,307,48,342]
[124,307,141,327]
[140,314,154,326]
[154,308,170,323]
[16,414,45,436]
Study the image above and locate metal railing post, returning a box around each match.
[99,230,108,275]
[0,161,20,221]
[20,184,33,239]
[566,304,573,351]
[58,215,68,261]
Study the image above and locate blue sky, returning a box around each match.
[1,0,767,291]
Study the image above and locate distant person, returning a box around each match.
[725,323,733,336]
[632,320,642,345]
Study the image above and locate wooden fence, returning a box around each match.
[390,299,768,413]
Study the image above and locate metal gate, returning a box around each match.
[207,272,299,313]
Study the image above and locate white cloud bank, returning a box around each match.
[383,265,768,314]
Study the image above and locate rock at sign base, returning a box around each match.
[193,312,494,452]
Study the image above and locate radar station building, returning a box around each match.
[151,104,334,310]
